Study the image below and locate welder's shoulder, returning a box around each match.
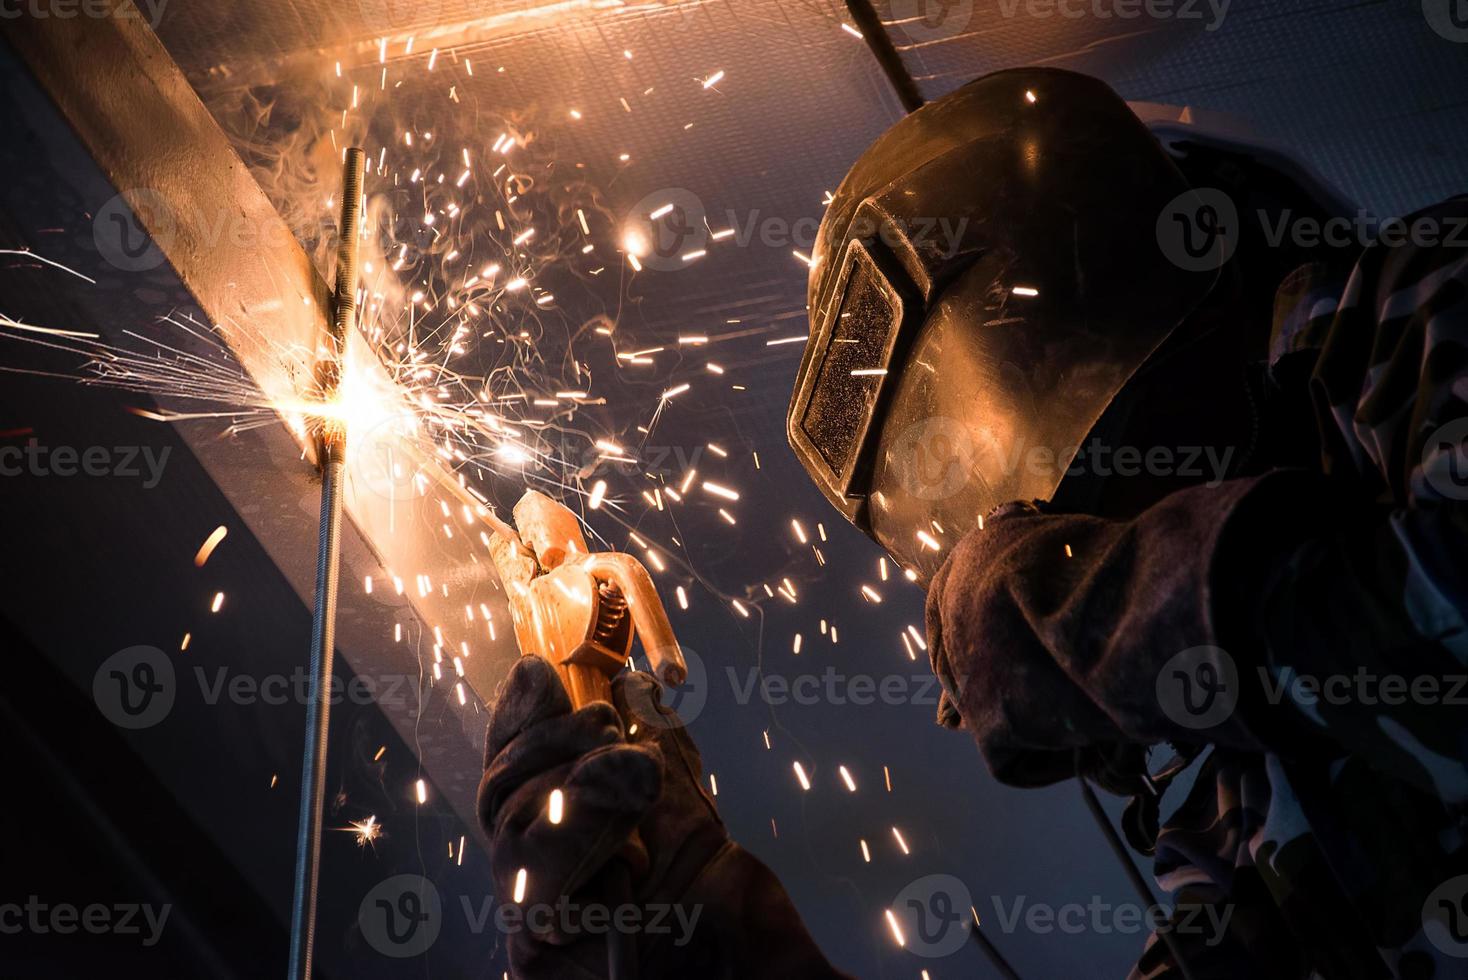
[1307,196,1468,501]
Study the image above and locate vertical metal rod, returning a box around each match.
[844,0,926,113]
[288,147,366,980]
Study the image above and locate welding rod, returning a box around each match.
[288,146,366,980]
[844,0,925,113]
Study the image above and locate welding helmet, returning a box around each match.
[787,68,1222,582]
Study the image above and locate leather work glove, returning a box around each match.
[478,655,850,979]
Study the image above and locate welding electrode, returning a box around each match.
[287,146,365,980]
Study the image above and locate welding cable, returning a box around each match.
[1077,758,1200,980]
[605,861,640,980]
[843,0,925,113]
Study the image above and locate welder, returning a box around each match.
[477,66,1468,978]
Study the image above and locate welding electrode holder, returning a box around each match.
[287,146,366,980]
[488,490,687,709]
[486,490,688,980]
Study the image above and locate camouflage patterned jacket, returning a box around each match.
[926,197,1468,979]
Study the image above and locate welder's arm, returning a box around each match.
[927,471,1468,795]
[929,202,1468,799]
[925,473,1330,786]
[478,656,851,980]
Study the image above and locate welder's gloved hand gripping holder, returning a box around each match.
[923,474,1354,848]
[479,656,851,979]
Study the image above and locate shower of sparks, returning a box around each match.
[0,29,951,958]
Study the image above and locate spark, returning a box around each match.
[702,481,739,501]
[0,249,96,284]
[513,867,528,904]
[885,909,906,947]
[341,815,383,847]
[193,525,228,567]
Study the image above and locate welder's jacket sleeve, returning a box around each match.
[928,198,1468,977]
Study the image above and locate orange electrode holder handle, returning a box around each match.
[487,490,687,709]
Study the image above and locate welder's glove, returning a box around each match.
[478,656,850,979]
[924,475,1337,790]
